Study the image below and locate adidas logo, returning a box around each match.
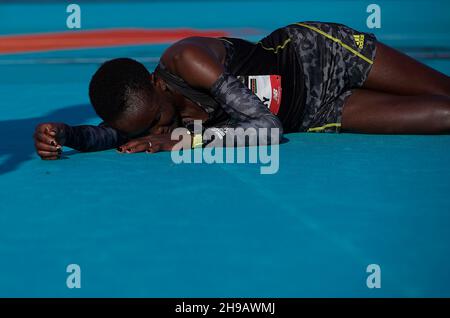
[353,34,365,49]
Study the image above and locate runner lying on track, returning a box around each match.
[34,22,450,160]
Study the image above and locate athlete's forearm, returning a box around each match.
[63,123,128,152]
[205,71,283,147]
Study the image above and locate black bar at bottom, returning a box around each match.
[0,298,448,315]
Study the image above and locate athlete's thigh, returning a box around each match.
[364,42,450,96]
[341,88,450,134]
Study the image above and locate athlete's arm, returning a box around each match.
[34,122,128,159]
[171,41,283,147]
[64,122,128,152]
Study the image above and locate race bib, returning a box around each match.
[237,75,282,115]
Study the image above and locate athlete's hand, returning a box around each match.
[33,123,67,160]
[118,130,191,154]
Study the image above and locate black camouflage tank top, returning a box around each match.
[155,26,306,133]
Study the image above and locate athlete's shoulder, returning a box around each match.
[159,37,226,89]
[162,36,221,57]
[161,37,226,72]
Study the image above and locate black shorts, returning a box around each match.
[285,22,378,132]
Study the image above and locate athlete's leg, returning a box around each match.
[341,89,450,134]
[364,42,450,97]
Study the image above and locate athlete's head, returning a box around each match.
[89,58,178,138]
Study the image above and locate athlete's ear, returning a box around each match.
[155,77,169,92]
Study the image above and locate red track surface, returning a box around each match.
[0,28,229,54]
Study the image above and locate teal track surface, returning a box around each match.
[0,1,449,297]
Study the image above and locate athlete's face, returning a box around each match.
[110,77,180,138]
[109,85,180,139]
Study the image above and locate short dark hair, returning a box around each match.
[89,58,153,122]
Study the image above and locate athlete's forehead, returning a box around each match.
[112,102,160,137]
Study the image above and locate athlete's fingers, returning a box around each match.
[38,149,60,158]
[119,139,142,151]
[36,125,56,138]
[120,138,153,153]
[35,140,60,152]
[36,124,52,133]
[41,155,60,160]
[38,149,60,156]
[35,124,62,144]
[34,132,57,146]
[126,142,150,153]
[146,144,161,154]
[46,128,57,138]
